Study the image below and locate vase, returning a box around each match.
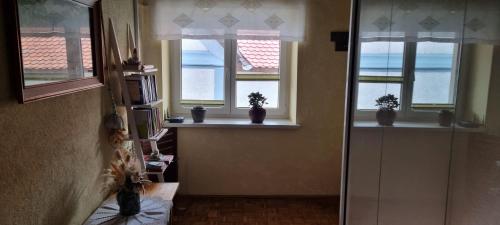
[116,188,141,216]
[376,109,396,126]
[249,107,266,123]
[191,108,206,123]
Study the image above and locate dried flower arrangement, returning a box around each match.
[108,129,127,148]
[103,147,151,194]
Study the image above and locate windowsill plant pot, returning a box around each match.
[191,106,206,123]
[248,92,268,124]
[438,110,453,127]
[376,109,396,126]
[375,94,400,126]
[249,107,267,123]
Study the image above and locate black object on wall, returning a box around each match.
[331,32,349,51]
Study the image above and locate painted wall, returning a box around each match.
[460,44,494,123]
[447,45,500,225]
[0,1,134,224]
[140,0,350,195]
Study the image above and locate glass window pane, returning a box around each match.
[357,83,401,110]
[181,39,224,102]
[236,81,279,108]
[19,0,93,86]
[412,42,455,105]
[359,42,404,77]
[236,40,280,76]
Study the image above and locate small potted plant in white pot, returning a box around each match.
[375,94,399,126]
[191,105,206,123]
[248,92,267,123]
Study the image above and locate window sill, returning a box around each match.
[164,118,300,129]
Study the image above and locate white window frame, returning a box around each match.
[354,41,460,121]
[170,39,290,119]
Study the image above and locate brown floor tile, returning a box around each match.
[172,196,339,225]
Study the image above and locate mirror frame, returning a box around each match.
[7,0,104,104]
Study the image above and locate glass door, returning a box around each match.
[341,0,500,225]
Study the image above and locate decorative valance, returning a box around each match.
[150,0,306,41]
[359,0,500,44]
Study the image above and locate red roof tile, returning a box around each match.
[21,36,93,71]
[22,36,68,70]
[81,37,93,70]
[237,40,280,69]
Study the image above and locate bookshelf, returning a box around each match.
[140,128,169,142]
[123,68,158,74]
[131,99,163,109]
[108,20,176,182]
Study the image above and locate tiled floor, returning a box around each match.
[172,196,339,225]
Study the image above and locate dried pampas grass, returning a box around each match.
[103,147,151,194]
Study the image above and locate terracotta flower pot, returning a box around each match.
[376,109,396,126]
[249,107,266,123]
[116,188,141,216]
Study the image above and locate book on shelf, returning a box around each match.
[146,161,167,172]
[123,64,156,72]
[144,154,174,164]
[142,65,155,70]
[134,109,152,139]
[133,107,163,139]
[141,141,152,153]
[125,74,158,105]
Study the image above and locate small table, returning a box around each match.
[84,183,179,225]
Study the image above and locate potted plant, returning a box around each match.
[191,105,206,123]
[104,147,151,216]
[438,109,453,127]
[248,92,267,123]
[375,94,400,126]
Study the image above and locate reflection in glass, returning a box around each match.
[181,39,224,103]
[412,42,457,105]
[359,42,404,77]
[356,41,404,111]
[18,0,94,86]
[347,0,500,224]
[455,43,495,127]
[357,83,401,110]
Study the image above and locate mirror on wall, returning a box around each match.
[9,0,103,103]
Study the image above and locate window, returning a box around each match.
[171,39,289,118]
[357,42,404,110]
[356,41,458,118]
[180,39,225,106]
[412,42,457,109]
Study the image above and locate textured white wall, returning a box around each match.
[0,1,135,224]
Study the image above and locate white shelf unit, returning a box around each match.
[108,20,168,181]
[131,99,163,109]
